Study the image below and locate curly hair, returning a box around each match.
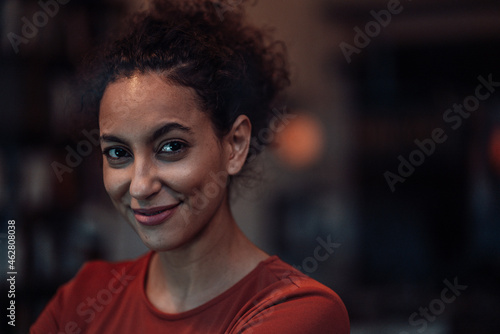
[83,0,290,163]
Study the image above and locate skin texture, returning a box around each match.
[99,72,268,313]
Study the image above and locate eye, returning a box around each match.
[159,141,187,154]
[103,147,131,161]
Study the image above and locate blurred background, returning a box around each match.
[1,0,500,333]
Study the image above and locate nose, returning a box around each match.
[129,156,161,200]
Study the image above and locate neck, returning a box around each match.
[146,198,268,313]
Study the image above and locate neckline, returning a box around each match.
[140,252,279,320]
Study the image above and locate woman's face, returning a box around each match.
[99,73,246,252]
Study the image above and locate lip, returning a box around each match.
[132,203,180,226]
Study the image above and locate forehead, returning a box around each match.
[99,73,206,131]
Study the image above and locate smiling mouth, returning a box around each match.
[139,209,167,216]
[132,203,181,226]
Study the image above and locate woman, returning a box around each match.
[31,1,349,332]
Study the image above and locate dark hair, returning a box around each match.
[84,0,289,164]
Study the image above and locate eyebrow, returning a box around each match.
[151,123,193,142]
[100,122,193,145]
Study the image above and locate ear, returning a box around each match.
[225,115,252,176]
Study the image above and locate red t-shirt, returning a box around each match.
[31,252,349,333]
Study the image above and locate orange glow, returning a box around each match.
[489,127,500,174]
[273,113,325,169]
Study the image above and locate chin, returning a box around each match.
[134,227,181,252]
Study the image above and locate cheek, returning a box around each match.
[159,163,208,199]
[174,158,228,210]
[161,146,226,207]
[102,165,128,203]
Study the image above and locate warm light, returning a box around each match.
[489,126,500,174]
[273,113,325,169]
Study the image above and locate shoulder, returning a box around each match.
[60,252,147,300]
[30,252,150,334]
[260,256,345,301]
[229,256,350,334]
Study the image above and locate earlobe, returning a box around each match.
[226,115,251,175]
